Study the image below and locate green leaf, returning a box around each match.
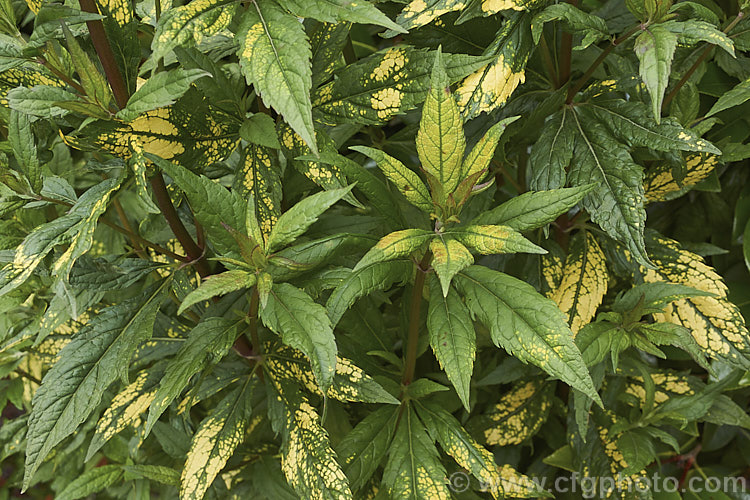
[350,145,432,214]
[663,19,735,56]
[178,271,257,315]
[123,465,180,486]
[7,85,77,120]
[266,185,353,253]
[238,0,317,154]
[180,377,254,500]
[472,185,593,230]
[314,46,490,125]
[273,380,352,499]
[430,237,473,296]
[309,21,350,89]
[23,281,169,489]
[529,108,576,191]
[447,225,546,255]
[706,75,750,117]
[279,0,405,33]
[235,144,282,246]
[456,13,533,119]
[417,48,465,194]
[455,266,601,405]
[549,232,609,334]
[389,0,466,34]
[382,403,450,499]
[531,3,608,50]
[117,68,211,122]
[61,23,112,109]
[57,465,124,500]
[262,283,337,391]
[326,260,412,325]
[634,25,678,123]
[146,317,242,437]
[427,275,475,410]
[568,107,651,268]
[335,406,399,492]
[151,0,236,62]
[153,156,245,256]
[462,115,519,180]
[240,113,282,149]
[7,108,41,192]
[354,229,433,271]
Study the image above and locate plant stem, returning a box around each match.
[248,286,261,355]
[401,251,433,388]
[38,57,87,95]
[663,11,745,109]
[112,197,147,258]
[557,0,578,87]
[567,24,643,103]
[539,33,559,88]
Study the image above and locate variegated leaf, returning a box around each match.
[354,229,433,271]
[549,232,608,335]
[462,116,519,180]
[234,144,282,244]
[447,225,545,255]
[643,153,719,202]
[430,237,473,295]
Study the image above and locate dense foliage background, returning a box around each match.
[2,0,750,498]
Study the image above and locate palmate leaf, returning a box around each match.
[326,259,413,325]
[634,25,678,123]
[641,232,750,370]
[382,403,451,499]
[549,232,608,335]
[644,153,719,202]
[335,406,399,492]
[23,280,170,489]
[472,185,593,230]
[86,366,164,461]
[568,107,651,268]
[456,12,534,120]
[430,237,473,295]
[238,0,316,153]
[417,49,465,195]
[313,46,490,125]
[145,317,242,437]
[234,144,282,244]
[354,229,433,270]
[261,283,337,391]
[180,376,255,500]
[279,0,405,33]
[529,108,576,191]
[151,0,236,62]
[471,379,553,446]
[427,275,475,410]
[273,378,352,499]
[455,266,601,405]
[178,270,257,315]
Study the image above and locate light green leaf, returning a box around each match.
[383,403,450,499]
[23,281,169,489]
[354,229,433,271]
[238,0,317,154]
[350,145,432,214]
[117,68,211,122]
[279,0,405,33]
[430,237,473,296]
[447,225,546,255]
[531,3,608,50]
[529,108,575,191]
[389,0,466,35]
[151,0,236,62]
[262,283,337,391]
[235,145,282,246]
[7,85,77,119]
[462,115,519,180]
[326,260,412,325]
[663,19,734,56]
[61,23,112,109]
[335,407,399,492]
[417,48,465,194]
[240,113,282,149]
[178,271,257,315]
[266,185,353,253]
[455,266,601,405]
[146,317,242,437]
[634,25,678,123]
[707,76,750,117]
[180,377,254,500]
[57,465,124,500]
[7,108,41,192]
[427,275,475,410]
[472,185,593,230]
[123,465,180,486]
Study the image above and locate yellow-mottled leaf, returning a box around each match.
[549,232,608,335]
[350,145,432,213]
[456,13,533,119]
[354,229,433,271]
[641,232,750,370]
[86,367,163,461]
[472,380,553,446]
[234,144,282,244]
[383,403,450,499]
[493,464,550,498]
[430,237,473,295]
[180,377,255,500]
[448,225,545,255]
[96,0,133,26]
[417,49,465,194]
[541,252,564,297]
[644,153,719,202]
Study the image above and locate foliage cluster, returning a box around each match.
[2,0,750,499]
